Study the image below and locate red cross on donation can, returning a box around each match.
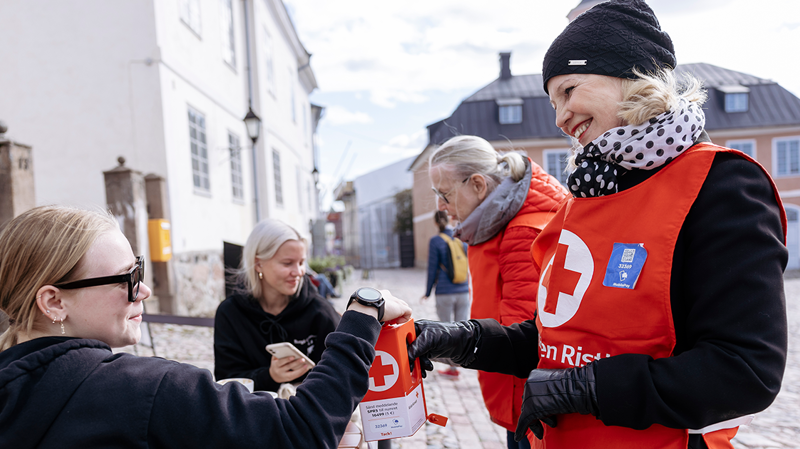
[358,318,445,441]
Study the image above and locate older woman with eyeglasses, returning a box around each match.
[0,205,411,448]
[427,135,568,449]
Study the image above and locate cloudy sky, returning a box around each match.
[283,0,800,209]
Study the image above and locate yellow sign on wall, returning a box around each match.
[148,219,172,262]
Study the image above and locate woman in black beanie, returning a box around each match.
[409,1,788,448]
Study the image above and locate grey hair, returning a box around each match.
[565,68,707,171]
[429,135,527,194]
[237,218,306,300]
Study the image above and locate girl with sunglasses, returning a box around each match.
[0,205,412,448]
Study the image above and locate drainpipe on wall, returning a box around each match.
[243,0,260,222]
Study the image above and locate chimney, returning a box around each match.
[499,52,512,80]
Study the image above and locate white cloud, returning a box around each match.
[288,0,800,101]
[323,105,373,125]
[285,0,563,107]
[377,129,428,157]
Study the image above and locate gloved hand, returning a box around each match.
[407,320,481,378]
[514,364,600,441]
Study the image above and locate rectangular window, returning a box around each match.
[220,0,235,67]
[499,105,523,124]
[307,179,313,212]
[296,166,304,212]
[544,149,571,186]
[776,137,800,176]
[188,107,210,192]
[263,28,274,94]
[229,132,244,200]
[724,92,748,113]
[290,68,296,122]
[179,0,202,36]
[303,103,308,144]
[727,139,755,158]
[273,149,283,205]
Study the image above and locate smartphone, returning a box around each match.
[265,342,316,367]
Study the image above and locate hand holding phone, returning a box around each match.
[266,342,316,368]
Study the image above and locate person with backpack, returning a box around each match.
[426,135,568,449]
[422,210,470,378]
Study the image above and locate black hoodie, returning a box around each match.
[214,274,341,391]
[0,312,380,448]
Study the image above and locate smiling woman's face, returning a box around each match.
[59,229,150,348]
[547,73,627,146]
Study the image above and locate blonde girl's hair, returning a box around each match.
[237,218,307,300]
[428,135,527,194]
[565,68,707,171]
[0,206,118,351]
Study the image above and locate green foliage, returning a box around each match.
[308,255,346,274]
[394,188,413,234]
[308,255,352,290]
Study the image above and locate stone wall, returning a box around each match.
[172,249,226,317]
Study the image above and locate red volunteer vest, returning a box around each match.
[530,144,785,449]
[470,211,555,431]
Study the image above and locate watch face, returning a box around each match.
[357,287,382,301]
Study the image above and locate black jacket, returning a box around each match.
[469,150,788,446]
[0,312,380,448]
[214,275,341,392]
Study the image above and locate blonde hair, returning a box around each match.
[566,68,707,171]
[429,135,527,194]
[238,218,307,300]
[0,206,118,351]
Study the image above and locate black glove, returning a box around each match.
[407,320,481,378]
[514,364,600,441]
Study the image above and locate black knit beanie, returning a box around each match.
[542,0,676,93]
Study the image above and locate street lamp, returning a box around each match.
[312,167,319,185]
[243,107,262,144]
[243,106,263,222]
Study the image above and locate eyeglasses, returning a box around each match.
[55,256,145,303]
[432,177,470,205]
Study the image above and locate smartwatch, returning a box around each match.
[347,287,386,322]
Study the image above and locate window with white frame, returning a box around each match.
[229,132,244,200]
[188,107,210,192]
[290,68,296,123]
[263,27,274,95]
[179,0,202,36]
[296,166,304,212]
[544,149,571,186]
[776,137,800,176]
[497,98,523,124]
[273,149,283,205]
[727,139,755,159]
[303,103,308,144]
[725,93,748,113]
[718,85,749,113]
[220,0,235,67]
[307,179,313,212]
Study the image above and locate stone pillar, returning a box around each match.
[0,121,36,333]
[145,173,177,314]
[103,156,149,274]
[0,121,35,228]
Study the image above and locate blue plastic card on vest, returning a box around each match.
[603,243,647,289]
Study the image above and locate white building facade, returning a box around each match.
[0,0,321,315]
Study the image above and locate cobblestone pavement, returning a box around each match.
[120,268,800,449]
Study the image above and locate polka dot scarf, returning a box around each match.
[566,98,706,198]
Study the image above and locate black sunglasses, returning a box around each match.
[55,256,145,303]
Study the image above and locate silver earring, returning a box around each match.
[258,272,263,280]
[60,318,65,335]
